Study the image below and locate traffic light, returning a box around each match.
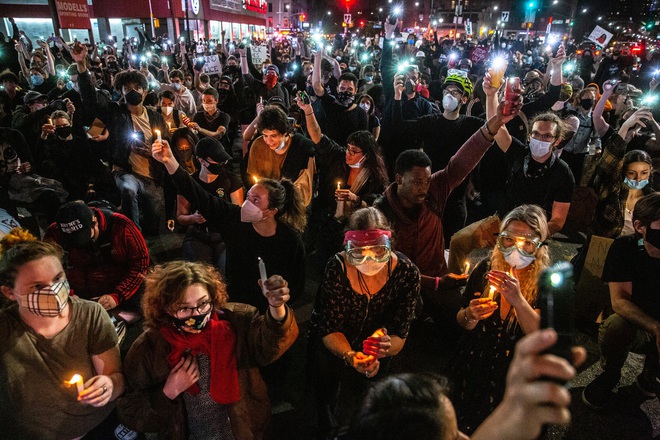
[299,13,306,21]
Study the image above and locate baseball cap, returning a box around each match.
[24,91,48,105]
[195,137,232,163]
[55,201,94,247]
[267,96,288,112]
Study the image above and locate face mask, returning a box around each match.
[580,99,593,110]
[125,89,143,106]
[171,310,212,332]
[31,75,44,86]
[349,66,356,72]
[265,74,278,90]
[408,39,415,45]
[348,155,366,169]
[337,91,355,107]
[501,42,507,49]
[204,161,223,174]
[66,81,75,91]
[624,177,649,190]
[359,103,370,112]
[442,94,459,112]
[241,199,265,223]
[23,279,70,317]
[108,61,118,70]
[529,137,552,157]
[55,126,73,139]
[184,81,193,88]
[645,227,660,249]
[365,75,373,83]
[172,82,182,91]
[355,260,388,276]
[203,103,216,113]
[162,106,174,115]
[501,247,536,269]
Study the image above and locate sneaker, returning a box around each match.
[635,373,660,399]
[582,375,616,411]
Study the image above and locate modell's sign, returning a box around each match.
[55,0,91,29]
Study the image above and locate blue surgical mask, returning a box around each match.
[172,82,182,91]
[624,177,649,190]
[31,75,44,86]
[365,75,373,83]
[66,81,75,91]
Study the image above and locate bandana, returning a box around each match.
[343,229,392,245]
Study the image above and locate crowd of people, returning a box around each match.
[1,13,660,440]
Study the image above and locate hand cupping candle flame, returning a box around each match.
[362,328,386,358]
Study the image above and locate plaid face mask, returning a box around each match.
[23,279,70,317]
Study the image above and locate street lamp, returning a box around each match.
[327,10,331,15]
[493,5,498,10]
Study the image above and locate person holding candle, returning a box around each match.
[308,207,420,436]
[0,228,125,439]
[450,204,550,434]
[157,90,188,132]
[118,260,298,439]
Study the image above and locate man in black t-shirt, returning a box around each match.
[583,193,660,410]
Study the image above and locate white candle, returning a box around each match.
[258,257,268,294]
[335,181,344,217]
[154,129,162,142]
[488,285,496,300]
[67,374,84,395]
[463,261,470,275]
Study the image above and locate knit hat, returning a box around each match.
[55,201,94,247]
[265,64,280,76]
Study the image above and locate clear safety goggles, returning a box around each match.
[345,235,392,266]
[496,231,543,257]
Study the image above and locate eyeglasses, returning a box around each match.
[172,299,212,319]
[443,89,464,98]
[496,231,543,257]
[347,147,363,156]
[530,131,556,142]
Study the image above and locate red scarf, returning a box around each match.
[160,312,240,404]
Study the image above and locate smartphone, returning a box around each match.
[298,91,310,104]
[405,79,415,95]
[603,79,619,92]
[538,261,575,367]
[194,57,206,71]
[503,77,521,116]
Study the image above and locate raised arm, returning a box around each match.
[594,80,615,137]
[312,46,326,97]
[484,71,513,151]
[296,92,322,143]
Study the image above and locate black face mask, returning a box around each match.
[204,162,223,174]
[580,99,594,110]
[107,61,118,70]
[645,227,660,249]
[224,65,240,75]
[218,88,229,102]
[125,90,143,106]
[336,91,355,107]
[55,126,73,138]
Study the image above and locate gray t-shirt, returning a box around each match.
[0,296,118,439]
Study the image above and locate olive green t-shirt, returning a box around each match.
[0,296,118,439]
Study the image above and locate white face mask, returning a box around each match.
[503,248,536,269]
[273,137,288,153]
[354,260,388,276]
[240,200,264,223]
[348,155,366,169]
[359,103,370,112]
[442,94,459,112]
[203,103,216,113]
[529,137,552,158]
[162,106,174,115]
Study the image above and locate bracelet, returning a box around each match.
[484,123,498,137]
[342,350,356,366]
[479,127,495,143]
[464,309,477,323]
[435,276,440,291]
[304,112,314,116]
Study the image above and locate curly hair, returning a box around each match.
[113,69,149,93]
[142,261,229,329]
[0,229,64,287]
[257,106,291,135]
[490,205,550,330]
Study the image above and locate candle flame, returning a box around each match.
[337,181,342,190]
[67,374,82,384]
[252,175,259,184]
[464,261,470,274]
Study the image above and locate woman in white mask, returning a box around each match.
[451,204,549,434]
[157,89,187,131]
[0,228,125,438]
[309,207,420,435]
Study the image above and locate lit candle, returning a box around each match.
[67,374,84,395]
[488,285,496,300]
[258,257,268,295]
[48,118,53,125]
[252,175,259,184]
[167,121,172,132]
[463,261,470,275]
[154,129,162,142]
[335,181,344,217]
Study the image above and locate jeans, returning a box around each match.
[598,313,660,388]
[113,171,164,235]
[447,214,501,274]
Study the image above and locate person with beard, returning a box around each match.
[190,87,231,150]
[239,47,290,108]
[44,200,150,316]
[582,193,660,411]
[176,137,243,272]
[0,70,25,128]
[36,110,94,200]
[312,46,368,146]
[71,42,174,235]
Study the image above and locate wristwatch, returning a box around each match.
[342,350,356,366]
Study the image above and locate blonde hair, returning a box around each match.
[490,205,550,329]
[142,261,228,329]
[0,228,64,287]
